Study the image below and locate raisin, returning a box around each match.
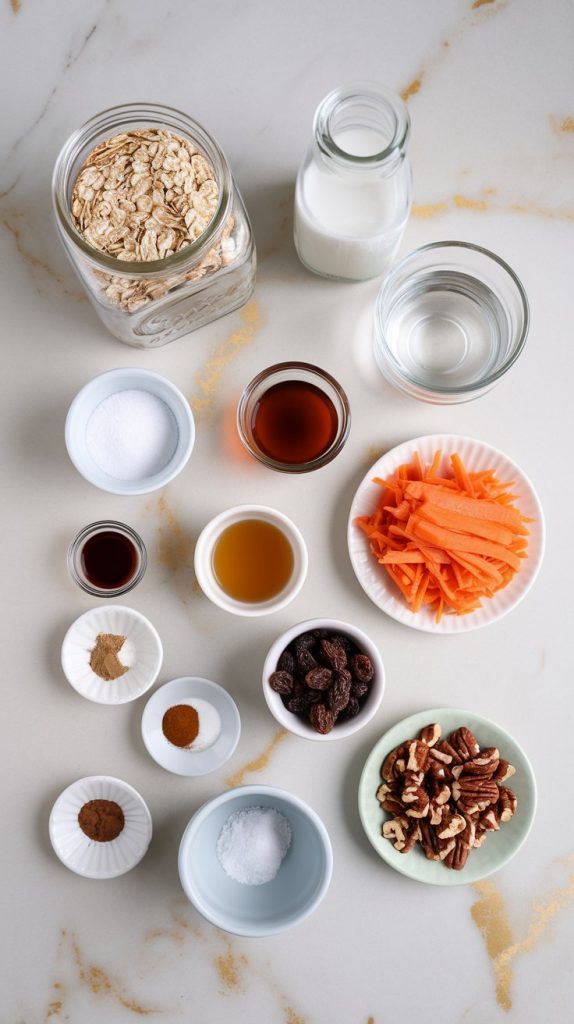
[303,688,323,708]
[277,648,296,674]
[330,633,353,654]
[297,647,317,673]
[351,653,374,683]
[328,672,352,713]
[319,638,347,671]
[287,694,307,715]
[312,627,330,639]
[293,633,315,655]
[309,703,335,734]
[305,666,333,690]
[352,679,369,699]
[341,696,361,720]
[268,670,294,695]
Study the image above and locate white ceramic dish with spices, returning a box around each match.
[49,776,152,879]
[141,676,241,776]
[61,605,163,705]
[178,785,333,936]
[65,367,195,495]
[263,618,385,740]
[194,504,308,617]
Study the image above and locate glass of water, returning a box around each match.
[373,241,529,404]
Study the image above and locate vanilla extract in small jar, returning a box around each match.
[237,362,351,472]
[68,521,147,597]
[52,103,256,347]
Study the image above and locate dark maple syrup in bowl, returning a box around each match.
[251,380,338,465]
[68,521,147,596]
[237,362,351,472]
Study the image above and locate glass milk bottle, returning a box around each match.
[294,84,411,281]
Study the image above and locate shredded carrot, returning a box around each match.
[357,449,531,621]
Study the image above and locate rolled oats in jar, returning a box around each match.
[52,103,256,348]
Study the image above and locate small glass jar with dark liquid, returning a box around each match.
[68,521,147,597]
[237,362,351,472]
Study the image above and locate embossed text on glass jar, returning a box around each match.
[294,83,411,281]
[52,103,256,348]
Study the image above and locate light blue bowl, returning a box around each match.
[65,367,195,495]
[178,785,333,936]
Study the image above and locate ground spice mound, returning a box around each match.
[89,633,129,681]
[162,704,199,747]
[78,799,125,842]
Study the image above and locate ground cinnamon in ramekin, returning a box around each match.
[162,704,199,747]
[78,799,125,841]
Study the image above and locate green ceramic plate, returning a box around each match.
[358,708,536,886]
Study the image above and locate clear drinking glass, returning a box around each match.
[373,241,529,404]
[294,83,411,281]
[52,103,256,348]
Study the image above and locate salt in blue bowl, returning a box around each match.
[178,784,333,936]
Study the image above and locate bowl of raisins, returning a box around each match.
[263,619,385,740]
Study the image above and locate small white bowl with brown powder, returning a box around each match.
[61,605,163,704]
[49,775,152,878]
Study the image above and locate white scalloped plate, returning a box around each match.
[347,434,545,633]
[49,776,152,879]
[358,708,536,886]
[61,605,163,704]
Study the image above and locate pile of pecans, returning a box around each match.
[269,628,375,734]
[378,722,517,870]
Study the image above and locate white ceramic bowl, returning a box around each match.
[61,605,163,705]
[178,785,333,936]
[65,367,195,495]
[49,775,152,879]
[358,708,536,886]
[348,434,545,633]
[141,676,241,776]
[263,618,385,740]
[194,504,308,617]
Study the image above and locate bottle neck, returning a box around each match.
[313,84,410,176]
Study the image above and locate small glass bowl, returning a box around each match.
[236,362,351,472]
[373,241,529,404]
[68,520,147,598]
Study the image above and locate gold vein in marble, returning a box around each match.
[155,493,193,573]
[70,934,157,1016]
[471,870,574,1011]
[400,77,423,102]
[215,935,248,991]
[225,728,288,788]
[454,193,488,211]
[472,0,496,8]
[411,202,449,219]
[10,0,21,12]
[190,300,261,418]
[2,215,87,302]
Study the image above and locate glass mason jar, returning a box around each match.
[294,84,411,281]
[52,103,256,348]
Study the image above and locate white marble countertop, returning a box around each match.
[2,1,574,1021]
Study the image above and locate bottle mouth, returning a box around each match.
[313,83,410,169]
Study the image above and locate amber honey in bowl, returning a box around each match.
[212,519,294,602]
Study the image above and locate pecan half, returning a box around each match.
[449,727,480,761]
[419,722,442,747]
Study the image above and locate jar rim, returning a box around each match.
[313,83,410,169]
[52,102,233,276]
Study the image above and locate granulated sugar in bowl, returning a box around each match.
[65,367,195,495]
